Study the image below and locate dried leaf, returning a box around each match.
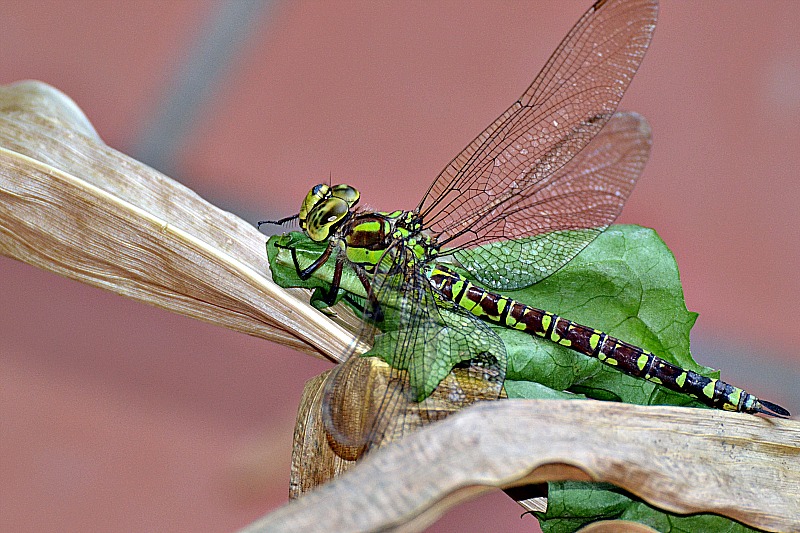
[577,521,659,533]
[0,80,356,361]
[248,400,800,533]
[290,371,355,498]
[290,356,510,497]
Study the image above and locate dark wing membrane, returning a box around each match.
[454,111,652,289]
[322,239,506,454]
[417,0,657,284]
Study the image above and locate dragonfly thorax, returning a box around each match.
[340,210,438,273]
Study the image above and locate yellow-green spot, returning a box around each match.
[589,332,601,350]
[636,354,649,372]
[358,220,381,233]
[541,314,552,333]
[466,297,484,314]
[604,357,618,366]
[451,279,468,302]
[702,379,717,399]
[459,292,479,314]
[549,317,561,342]
[648,376,662,385]
[347,247,381,266]
[675,372,687,388]
[727,389,742,409]
[492,298,507,321]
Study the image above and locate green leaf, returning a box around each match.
[267,232,366,309]
[536,481,760,533]
[481,226,758,532]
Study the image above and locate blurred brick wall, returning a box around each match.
[2,2,798,531]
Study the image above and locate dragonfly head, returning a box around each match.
[300,184,360,241]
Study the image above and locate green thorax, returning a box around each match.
[339,210,438,273]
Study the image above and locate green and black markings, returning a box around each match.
[429,264,789,415]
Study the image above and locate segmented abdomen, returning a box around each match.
[429,264,763,413]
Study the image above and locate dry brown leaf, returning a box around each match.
[290,371,355,499]
[246,400,800,533]
[290,356,509,497]
[577,521,659,533]
[0,80,356,362]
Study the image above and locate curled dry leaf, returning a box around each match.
[577,521,659,533]
[290,356,508,499]
[0,80,357,361]
[290,371,354,498]
[248,399,800,533]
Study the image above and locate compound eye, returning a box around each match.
[305,197,349,241]
[299,184,331,228]
[330,184,360,208]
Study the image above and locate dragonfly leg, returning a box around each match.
[353,266,385,322]
[321,257,343,307]
[275,240,382,311]
[274,241,333,280]
[275,241,342,306]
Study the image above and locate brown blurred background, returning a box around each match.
[2,1,798,531]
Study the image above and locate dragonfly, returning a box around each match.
[261,0,789,458]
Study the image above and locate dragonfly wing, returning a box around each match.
[322,241,506,455]
[417,0,657,288]
[454,111,652,289]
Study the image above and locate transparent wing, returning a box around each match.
[418,0,657,289]
[453,111,652,289]
[321,241,506,455]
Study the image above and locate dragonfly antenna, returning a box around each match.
[257,214,299,229]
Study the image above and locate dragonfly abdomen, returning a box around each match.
[429,264,773,414]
